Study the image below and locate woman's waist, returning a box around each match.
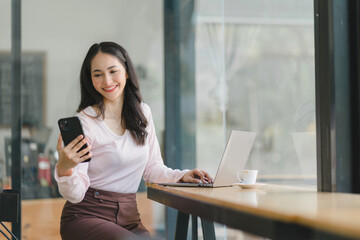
[86,187,137,203]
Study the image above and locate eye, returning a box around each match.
[93,73,103,77]
[110,70,118,74]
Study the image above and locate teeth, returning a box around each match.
[104,85,117,91]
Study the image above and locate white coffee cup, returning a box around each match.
[237,170,258,184]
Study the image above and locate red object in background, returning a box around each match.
[38,155,52,186]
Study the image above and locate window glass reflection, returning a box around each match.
[196,0,316,187]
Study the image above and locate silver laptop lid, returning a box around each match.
[213,130,256,187]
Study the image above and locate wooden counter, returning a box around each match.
[147,183,360,240]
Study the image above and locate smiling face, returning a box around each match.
[91,52,127,104]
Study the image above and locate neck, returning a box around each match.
[104,96,124,119]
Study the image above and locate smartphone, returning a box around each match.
[58,116,91,162]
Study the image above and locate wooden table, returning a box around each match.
[147,183,360,240]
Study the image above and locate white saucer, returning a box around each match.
[232,183,266,189]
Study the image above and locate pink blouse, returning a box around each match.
[55,103,188,203]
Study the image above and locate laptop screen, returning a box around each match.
[213,131,256,187]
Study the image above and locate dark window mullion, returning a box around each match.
[315,0,359,193]
[350,0,360,193]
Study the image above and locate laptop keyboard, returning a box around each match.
[197,182,213,187]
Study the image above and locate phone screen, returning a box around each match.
[58,116,91,162]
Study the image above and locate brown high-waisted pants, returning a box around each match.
[60,187,151,240]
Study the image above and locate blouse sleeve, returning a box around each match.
[54,113,92,203]
[142,104,189,183]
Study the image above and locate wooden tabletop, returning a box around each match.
[146,183,360,239]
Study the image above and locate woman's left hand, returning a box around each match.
[178,169,214,184]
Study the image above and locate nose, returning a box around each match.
[104,73,112,84]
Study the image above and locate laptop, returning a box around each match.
[159,130,256,187]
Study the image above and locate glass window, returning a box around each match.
[195,0,227,178]
[196,0,316,188]
[0,0,15,235]
[0,0,12,190]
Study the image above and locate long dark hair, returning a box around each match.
[77,42,148,145]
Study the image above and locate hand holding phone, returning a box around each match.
[58,116,91,163]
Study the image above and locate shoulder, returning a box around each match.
[77,106,97,118]
[74,107,99,141]
[76,106,99,124]
[140,102,152,118]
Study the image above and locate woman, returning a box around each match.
[55,42,213,240]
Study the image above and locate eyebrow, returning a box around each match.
[92,65,117,73]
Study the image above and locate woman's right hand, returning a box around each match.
[56,134,92,177]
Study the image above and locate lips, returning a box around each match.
[103,85,118,92]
